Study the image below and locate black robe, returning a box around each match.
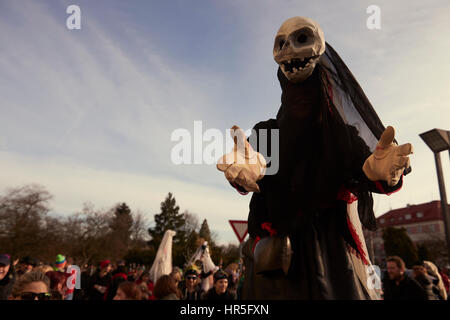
[237,66,403,300]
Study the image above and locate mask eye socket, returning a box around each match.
[291,27,314,47]
[297,34,307,43]
[274,36,286,52]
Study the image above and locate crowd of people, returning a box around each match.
[382,256,449,300]
[0,253,240,301]
[1,252,449,300]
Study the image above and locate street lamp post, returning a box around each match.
[419,129,450,264]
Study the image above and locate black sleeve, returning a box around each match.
[201,270,212,278]
[382,279,393,300]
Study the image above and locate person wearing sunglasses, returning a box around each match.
[180,268,203,300]
[10,270,54,300]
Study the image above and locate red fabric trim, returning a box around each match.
[261,222,277,236]
[374,175,403,196]
[112,272,128,281]
[325,73,334,114]
[252,236,261,253]
[336,186,358,204]
[346,216,369,265]
[252,222,277,253]
[374,181,385,193]
[231,182,249,195]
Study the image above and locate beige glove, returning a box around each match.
[217,125,266,193]
[363,126,413,187]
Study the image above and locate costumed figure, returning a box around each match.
[149,229,176,284]
[217,16,413,299]
[187,241,219,292]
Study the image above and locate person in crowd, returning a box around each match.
[438,266,449,297]
[105,265,128,300]
[45,271,68,300]
[202,270,236,300]
[54,254,67,272]
[113,281,142,300]
[137,282,150,300]
[179,268,203,300]
[412,261,442,300]
[153,274,181,300]
[17,256,39,277]
[423,261,447,300]
[0,254,16,300]
[73,264,94,300]
[236,264,245,300]
[136,270,155,300]
[224,263,239,297]
[36,265,54,274]
[127,268,137,283]
[170,267,182,289]
[10,270,53,300]
[88,260,112,300]
[64,256,76,300]
[86,264,96,277]
[134,266,145,282]
[196,260,214,292]
[382,256,428,300]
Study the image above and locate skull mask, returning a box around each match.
[273,17,325,83]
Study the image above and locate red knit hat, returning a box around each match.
[100,260,111,269]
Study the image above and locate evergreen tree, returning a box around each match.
[382,227,419,268]
[109,202,133,260]
[199,219,223,264]
[111,203,133,240]
[417,244,430,261]
[184,229,199,263]
[199,219,212,244]
[148,193,186,250]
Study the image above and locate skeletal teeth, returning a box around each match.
[293,67,298,72]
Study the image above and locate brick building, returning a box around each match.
[367,200,449,265]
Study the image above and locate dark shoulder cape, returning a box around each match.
[247,43,389,237]
[240,42,404,300]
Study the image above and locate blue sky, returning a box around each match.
[0,0,449,245]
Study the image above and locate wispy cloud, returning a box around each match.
[0,0,246,243]
[0,0,449,246]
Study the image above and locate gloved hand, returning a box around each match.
[217,125,266,192]
[363,126,413,187]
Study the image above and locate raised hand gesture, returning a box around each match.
[363,126,413,187]
[217,125,266,192]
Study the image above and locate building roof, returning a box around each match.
[377,200,448,227]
